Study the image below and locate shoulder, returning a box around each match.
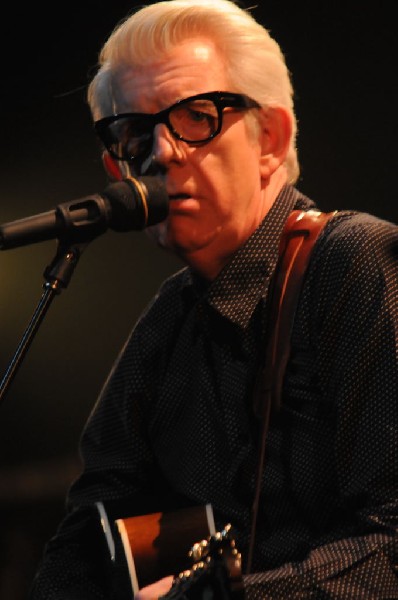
[324,209,397,242]
[111,266,193,378]
[136,266,192,328]
[300,209,398,324]
[126,266,194,354]
[291,209,398,348]
[314,210,398,275]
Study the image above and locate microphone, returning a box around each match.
[0,177,169,250]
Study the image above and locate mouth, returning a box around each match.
[168,193,191,201]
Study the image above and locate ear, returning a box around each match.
[102,150,125,181]
[257,106,292,179]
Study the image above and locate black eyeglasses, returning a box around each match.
[94,91,260,164]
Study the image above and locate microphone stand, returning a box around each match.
[0,238,89,407]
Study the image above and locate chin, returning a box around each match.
[145,221,179,253]
[146,222,166,247]
[145,222,205,260]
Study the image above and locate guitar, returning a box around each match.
[96,503,243,599]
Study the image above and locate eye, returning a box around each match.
[170,100,219,140]
[185,99,218,118]
[187,108,212,122]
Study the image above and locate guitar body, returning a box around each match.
[96,502,243,598]
[116,504,216,595]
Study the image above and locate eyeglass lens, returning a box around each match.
[169,98,219,141]
[106,97,221,161]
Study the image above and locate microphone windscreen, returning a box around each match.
[104,177,169,231]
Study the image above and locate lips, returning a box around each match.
[169,193,191,201]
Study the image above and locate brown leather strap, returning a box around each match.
[247,209,336,573]
[253,209,337,418]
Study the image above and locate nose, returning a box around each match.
[152,123,184,166]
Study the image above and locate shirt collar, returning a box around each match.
[202,185,315,328]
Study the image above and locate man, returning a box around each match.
[30,0,398,598]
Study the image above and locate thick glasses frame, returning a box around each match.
[94,91,261,163]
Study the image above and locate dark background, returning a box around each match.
[1,3,397,598]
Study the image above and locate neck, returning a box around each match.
[182,167,289,281]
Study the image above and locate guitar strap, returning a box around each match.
[247,208,337,573]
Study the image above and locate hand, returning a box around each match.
[134,575,174,599]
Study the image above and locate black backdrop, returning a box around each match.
[1,3,397,598]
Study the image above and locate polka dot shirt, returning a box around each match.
[30,185,398,599]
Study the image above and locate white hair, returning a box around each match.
[88,0,299,183]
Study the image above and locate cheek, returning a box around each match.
[202,129,262,194]
[208,148,261,209]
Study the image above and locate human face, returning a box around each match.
[113,39,269,279]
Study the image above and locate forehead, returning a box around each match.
[111,38,230,113]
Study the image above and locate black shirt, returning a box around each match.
[30,185,398,599]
